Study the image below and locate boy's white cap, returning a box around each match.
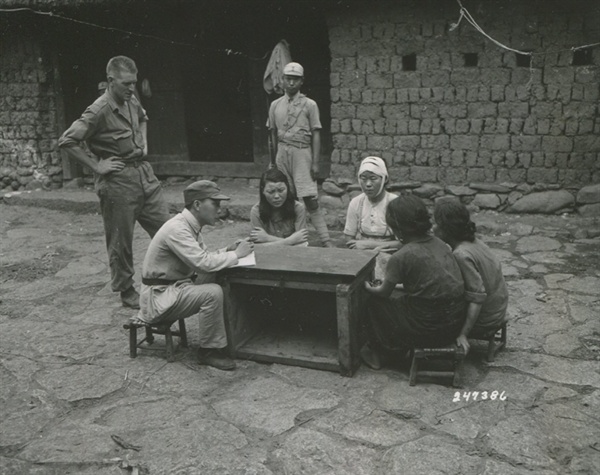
[283,62,304,77]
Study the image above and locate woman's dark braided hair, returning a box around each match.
[385,195,432,240]
[258,167,297,223]
[433,198,476,243]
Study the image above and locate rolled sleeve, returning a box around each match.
[58,107,99,149]
[455,251,487,304]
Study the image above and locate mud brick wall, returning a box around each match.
[326,0,600,190]
[0,25,62,191]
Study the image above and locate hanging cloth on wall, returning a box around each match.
[263,39,292,95]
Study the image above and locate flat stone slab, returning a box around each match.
[446,185,477,196]
[507,222,534,235]
[543,333,582,356]
[212,377,339,435]
[516,236,561,253]
[313,403,423,447]
[545,274,600,295]
[508,190,575,214]
[55,255,106,277]
[273,428,379,475]
[469,182,512,193]
[578,202,600,217]
[576,183,600,204]
[473,193,501,209]
[489,351,600,388]
[382,435,483,474]
[521,251,567,265]
[486,415,557,468]
[35,365,124,402]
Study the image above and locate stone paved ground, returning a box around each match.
[0,196,599,474]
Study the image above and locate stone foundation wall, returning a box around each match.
[326,0,600,195]
[318,179,600,229]
[0,25,62,191]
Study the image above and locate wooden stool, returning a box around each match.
[470,322,507,362]
[408,344,465,387]
[123,319,188,362]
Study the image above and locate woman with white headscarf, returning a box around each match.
[344,156,401,252]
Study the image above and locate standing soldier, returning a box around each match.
[268,62,333,247]
[58,56,171,309]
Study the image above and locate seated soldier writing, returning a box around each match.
[138,180,254,371]
[249,168,309,246]
[433,198,509,354]
[361,195,466,370]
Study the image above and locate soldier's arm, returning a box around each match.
[58,109,124,175]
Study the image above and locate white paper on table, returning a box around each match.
[233,251,256,267]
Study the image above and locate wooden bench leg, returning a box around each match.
[409,351,418,386]
[128,325,137,358]
[486,323,507,362]
[178,319,188,348]
[145,326,154,345]
[164,326,175,362]
[453,357,464,388]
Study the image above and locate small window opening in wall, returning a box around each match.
[516,52,531,67]
[402,53,417,71]
[463,53,478,67]
[572,48,593,66]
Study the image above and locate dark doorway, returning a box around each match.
[182,52,254,162]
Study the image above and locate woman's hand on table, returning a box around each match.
[347,240,372,250]
[289,229,309,245]
[373,246,392,254]
[249,227,270,243]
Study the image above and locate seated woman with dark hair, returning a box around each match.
[249,168,309,246]
[361,195,466,369]
[433,198,508,354]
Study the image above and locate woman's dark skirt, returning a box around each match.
[367,290,466,352]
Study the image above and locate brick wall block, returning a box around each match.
[527,167,558,183]
[541,136,573,153]
[441,167,467,183]
[511,136,541,152]
[480,135,510,151]
[421,135,449,149]
[410,166,438,182]
[543,66,575,84]
[367,135,393,150]
[498,102,529,118]
[451,135,479,151]
[393,72,421,88]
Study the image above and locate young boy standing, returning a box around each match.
[267,62,333,247]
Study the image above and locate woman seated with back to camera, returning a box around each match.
[361,195,466,370]
[249,168,309,246]
[433,198,508,354]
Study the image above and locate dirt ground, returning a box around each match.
[0,200,599,474]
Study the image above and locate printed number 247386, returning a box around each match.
[453,390,507,402]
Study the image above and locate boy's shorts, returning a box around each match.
[276,144,317,198]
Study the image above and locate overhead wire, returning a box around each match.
[452,0,600,57]
[0,7,270,61]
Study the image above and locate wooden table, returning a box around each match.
[218,246,376,376]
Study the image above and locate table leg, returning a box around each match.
[336,283,360,376]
